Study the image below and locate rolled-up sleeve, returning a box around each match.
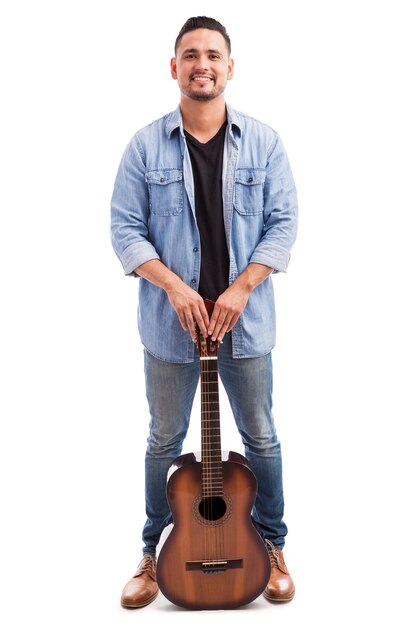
[249,134,298,273]
[110,136,160,276]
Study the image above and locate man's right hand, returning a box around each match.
[165,280,209,342]
[134,259,209,342]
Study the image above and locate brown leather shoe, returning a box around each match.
[263,539,295,602]
[120,554,158,608]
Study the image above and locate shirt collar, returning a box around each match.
[165,103,242,138]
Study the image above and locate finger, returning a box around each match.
[184,310,197,341]
[176,310,189,333]
[194,303,209,336]
[227,313,240,331]
[208,303,221,335]
[218,313,240,341]
[210,317,226,341]
[212,313,232,341]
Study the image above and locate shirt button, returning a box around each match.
[248,176,253,183]
[160,177,165,183]
[191,278,196,284]
[193,247,198,252]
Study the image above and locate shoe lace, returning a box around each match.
[136,554,156,580]
[265,538,290,575]
[265,538,281,570]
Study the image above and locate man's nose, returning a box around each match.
[194,56,210,70]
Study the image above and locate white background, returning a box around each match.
[1,1,416,624]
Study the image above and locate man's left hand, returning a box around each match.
[208,283,250,342]
[208,263,273,342]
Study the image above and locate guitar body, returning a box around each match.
[156,451,270,610]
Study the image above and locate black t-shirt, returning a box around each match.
[185,121,230,301]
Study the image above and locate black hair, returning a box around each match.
[174,16,231,56]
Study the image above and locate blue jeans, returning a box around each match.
[142,333,287,555]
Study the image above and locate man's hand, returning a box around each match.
[135,259,209,342]
[166,281,209,342]
[208,283,250,342]
[208,263,273,342]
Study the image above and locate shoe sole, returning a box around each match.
[121,589,159,609]
[263,590,295,602]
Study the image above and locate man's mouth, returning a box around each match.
[190,74,214,83]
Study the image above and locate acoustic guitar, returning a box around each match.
[156,300,270,610]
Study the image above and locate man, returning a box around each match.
[111,16,298,608]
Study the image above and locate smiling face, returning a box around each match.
[171,28,234,102]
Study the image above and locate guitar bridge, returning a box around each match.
[186,558,243,574]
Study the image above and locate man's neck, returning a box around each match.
[180,97,227,144]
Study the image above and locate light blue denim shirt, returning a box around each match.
[111,104,298,362]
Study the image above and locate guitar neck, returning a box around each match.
[200,346,223,497]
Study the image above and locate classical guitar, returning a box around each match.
[156,300,270,610]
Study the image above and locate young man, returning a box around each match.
[111,16,298,608]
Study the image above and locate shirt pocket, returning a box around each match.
[145,169,183,216]
[234,168,266,215]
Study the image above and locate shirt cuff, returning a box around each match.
[250,245,290,273]
[120,241,160,276]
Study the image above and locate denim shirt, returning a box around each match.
[111,104,298,362]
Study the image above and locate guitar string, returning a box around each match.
[201,343,211,561]
[204,355,212,561]
[211,358,221,563]
[205,355,214,561]
[201,344,224,564]
[201,349,209,562]
[201,353,207,562]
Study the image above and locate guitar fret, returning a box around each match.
[201,458,222,462]
[198,319,224,494]
[201,482,222,489]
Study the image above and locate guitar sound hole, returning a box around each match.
[198,496,227,521]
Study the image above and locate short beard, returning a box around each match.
[180,82,226,102]
[187,91,218,102]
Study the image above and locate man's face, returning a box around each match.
[171,28,234,102]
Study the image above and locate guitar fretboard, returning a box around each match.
[200,356,223,497]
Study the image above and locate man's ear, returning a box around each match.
[170,57,177,80]
[227,58,234,81]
